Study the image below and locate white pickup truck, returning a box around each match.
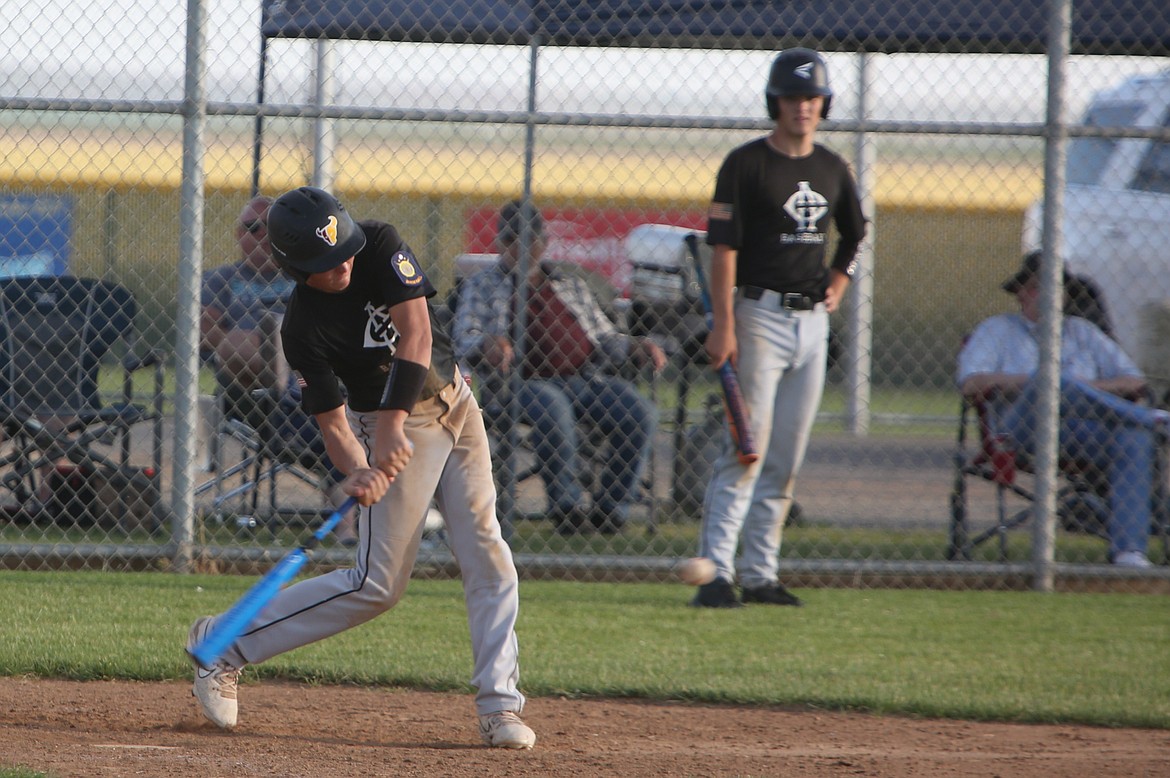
[1022,68,1170,380]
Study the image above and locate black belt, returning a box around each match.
[740,286,820,310]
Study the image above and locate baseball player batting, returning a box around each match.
[185,186,537,749]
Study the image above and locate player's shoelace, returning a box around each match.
[486,711,523,727]
[205,666,239,698]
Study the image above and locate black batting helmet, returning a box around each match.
[765,48,832,120]
[267,186,366,283]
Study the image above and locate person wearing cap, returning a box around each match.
[186,187,537,749]
[451,199,665,535]
[957,250,1166,568]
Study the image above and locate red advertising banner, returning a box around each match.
[464,205,706,294]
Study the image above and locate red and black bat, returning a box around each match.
[188,496,358,670]
[684,233,760,465]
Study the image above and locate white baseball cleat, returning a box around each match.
[187,616,241,729]
[478,710,536,749]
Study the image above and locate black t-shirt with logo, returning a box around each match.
[281,220,455,414]
[706,139,866,298]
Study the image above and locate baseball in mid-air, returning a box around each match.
[676,556,716,586]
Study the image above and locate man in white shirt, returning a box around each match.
[957,252,1165,568]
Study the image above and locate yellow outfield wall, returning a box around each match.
[1,132,1041,211]
[2,132,1038,385]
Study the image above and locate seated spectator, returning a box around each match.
[957,251,1166,568]
[452,200,665,534]
[201,195,355,544]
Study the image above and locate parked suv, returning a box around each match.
[1022,68,1170,377]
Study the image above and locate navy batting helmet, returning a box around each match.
[765,48,832,120]
[267,186,367,283]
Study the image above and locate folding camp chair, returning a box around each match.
[948,389,1101,561]
[948,387,1170,563]
[0,275,165,532]
[195,312,333,529]
[949,278,1170,562]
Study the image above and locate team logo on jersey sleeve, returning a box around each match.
[391,250,424,286]
[315,216,339,246]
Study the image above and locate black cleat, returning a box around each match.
[741,582,804,607]
[689,577,743,608]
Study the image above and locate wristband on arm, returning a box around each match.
[378,358,429,413]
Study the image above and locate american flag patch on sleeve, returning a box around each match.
[708,202,733,221]
[293,371,308,388]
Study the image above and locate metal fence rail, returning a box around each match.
[2,0,1170,591]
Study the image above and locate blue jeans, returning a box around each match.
[1000,377,1155,557]
[506,374,656,515]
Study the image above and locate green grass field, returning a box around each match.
[1,570,1166,730]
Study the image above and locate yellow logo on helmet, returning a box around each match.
[315,215,338,247]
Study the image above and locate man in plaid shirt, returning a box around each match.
[452,200,665,534]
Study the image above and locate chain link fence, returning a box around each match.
[2,0,1170,591]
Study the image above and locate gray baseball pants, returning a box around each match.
[699,293,829,588]
[217,375,526,716]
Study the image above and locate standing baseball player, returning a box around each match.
[185,186,536,749]
[692,48,867,608]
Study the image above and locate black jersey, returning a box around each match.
[281,220,456,414]
[706,139,866,298]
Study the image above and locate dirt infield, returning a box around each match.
[1,678,1166,777]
